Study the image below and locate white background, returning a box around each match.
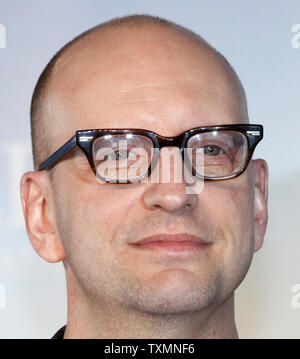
[0,0,299,338]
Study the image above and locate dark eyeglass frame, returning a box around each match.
[38,124,263,181]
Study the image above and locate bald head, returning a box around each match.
[30,14,248,170]
[23,16,269,339]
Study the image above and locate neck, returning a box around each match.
[63,270,238,339]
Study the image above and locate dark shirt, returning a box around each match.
[52,325,66,339]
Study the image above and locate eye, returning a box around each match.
[203,145,224,156]
[106,149,136,161]
[195,145,225,156]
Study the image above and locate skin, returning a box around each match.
[20,24,268,339]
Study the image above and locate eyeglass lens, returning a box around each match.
[91,131,248,183]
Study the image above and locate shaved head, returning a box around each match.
[22,13,268,340]
[30,14,247,170]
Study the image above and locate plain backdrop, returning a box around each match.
[0,0,299,338]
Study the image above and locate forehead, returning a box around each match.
[46,25,247,142]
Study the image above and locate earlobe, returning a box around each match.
[20,171,66,263]
[252,159,268,252]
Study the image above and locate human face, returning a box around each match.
[24,25,268,315]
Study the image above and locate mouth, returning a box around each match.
[130,233,211,253]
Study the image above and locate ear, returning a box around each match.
[20,171,66,263]
[252,159,268,252]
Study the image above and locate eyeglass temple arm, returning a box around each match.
[38,135,77,171]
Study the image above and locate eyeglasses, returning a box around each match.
[38,124,263,183]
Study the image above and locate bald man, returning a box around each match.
[20,14,268,339]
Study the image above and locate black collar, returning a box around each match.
[51,325,66,339]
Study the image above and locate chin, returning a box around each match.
[128,272,223,316]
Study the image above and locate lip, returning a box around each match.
[130,233,211,252]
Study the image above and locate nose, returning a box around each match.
[142,147,199,213]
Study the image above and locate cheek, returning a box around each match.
[53,172,134,258]
[202,178,254,272]
[51,179,129,286]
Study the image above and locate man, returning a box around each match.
[20,14,268,339]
